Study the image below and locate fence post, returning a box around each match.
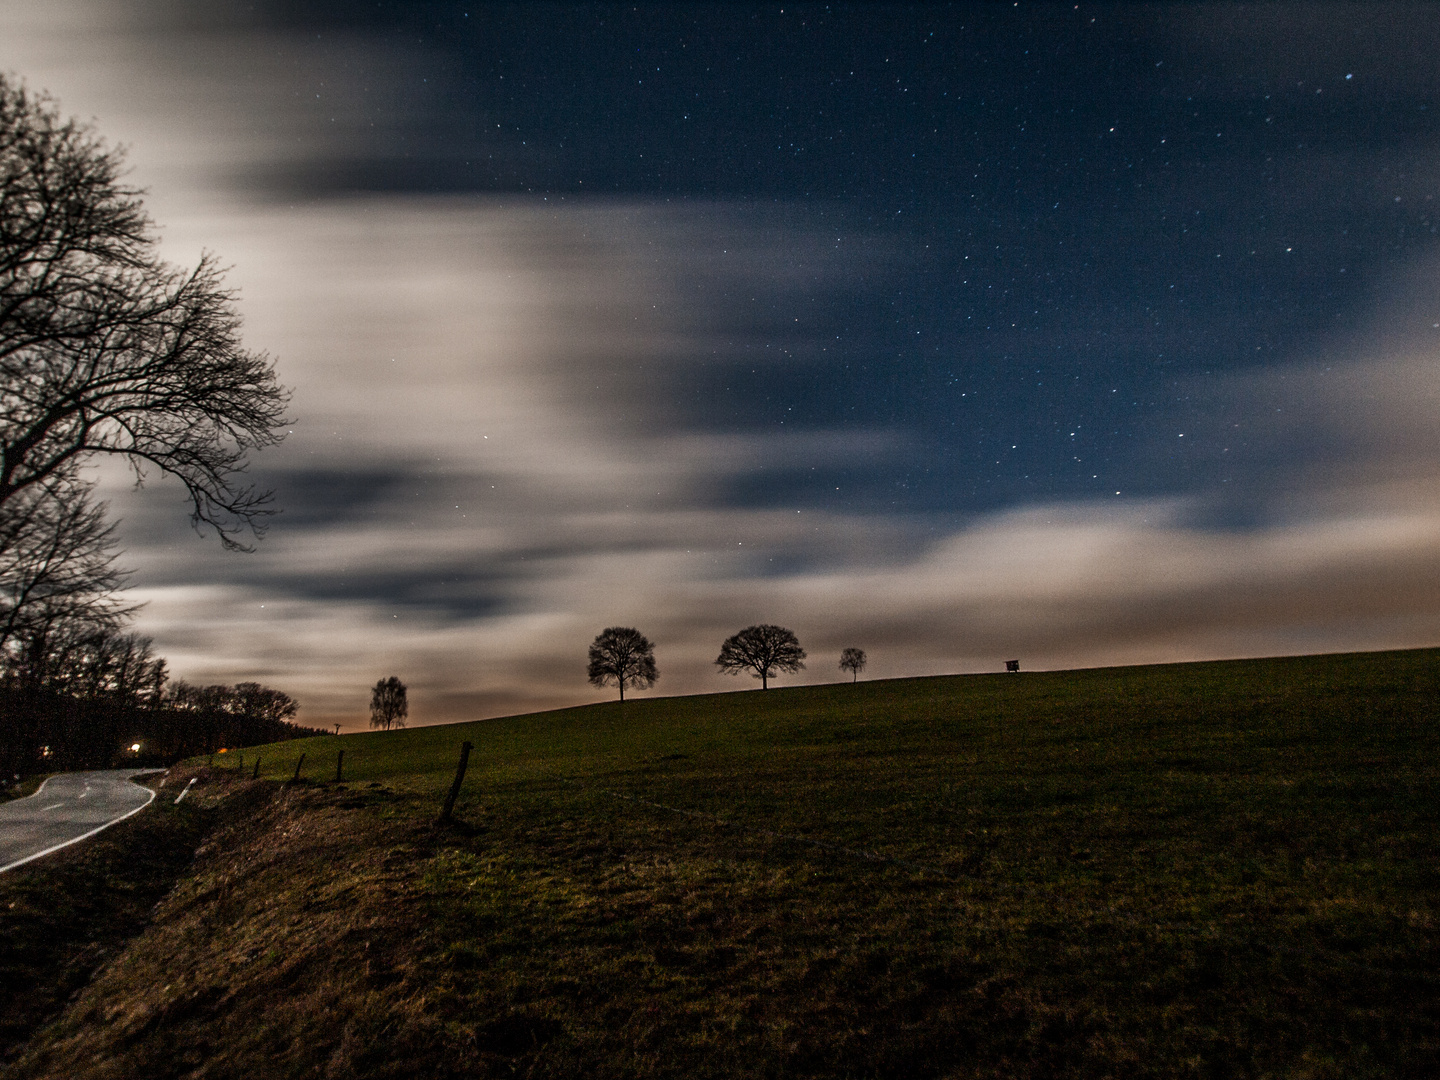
[440,742,474,822]
[335,749,344,783]
[252,757,261,780]
[291,752,306,783]
[237,752,243,775]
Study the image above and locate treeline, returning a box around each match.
[0,625,322,776]
[0,475,320,774]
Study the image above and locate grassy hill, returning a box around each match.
[7,649,1440,1078]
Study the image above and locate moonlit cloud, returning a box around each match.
[93,197,1440,726]
[5,2,1440,728]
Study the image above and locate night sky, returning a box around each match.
[4,2,1440,726]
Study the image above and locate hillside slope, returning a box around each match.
[5,650,1440,1078]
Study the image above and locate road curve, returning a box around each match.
[0,770,161,875]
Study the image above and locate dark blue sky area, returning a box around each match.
[194,2,1440,520]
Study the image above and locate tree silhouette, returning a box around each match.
[587,626,659,701]
[715,624,806,689]
[0,75,289,550]
[839,647,867,682]
[234,682,299,725]
[1,472,131,666]
[369,676,408,731]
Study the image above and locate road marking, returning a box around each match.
[79,786,90,799]
[41,802,65,811]
[174,778,198,804]
[0,776,159,875]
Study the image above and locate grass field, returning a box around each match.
[8,648,1440,1078]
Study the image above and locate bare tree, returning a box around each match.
[370,675,408,731]
[1,75,289,550]
[715,624,806,690]
[168,681,236,715]
[234,681,299,725]
[587,626,658,702]
[839,647,867,682]
[64,630,166,704]
[161,678,311,756]
[5,614,114,695]
[0,471,131,663]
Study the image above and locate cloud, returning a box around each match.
[71,192,918,722]
[11,0,1440,729]
[115,477,1440,726]
[89,193,1440,727]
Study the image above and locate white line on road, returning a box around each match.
[40,803,64,811]
[0,778,159,875]
[173,777,197,804]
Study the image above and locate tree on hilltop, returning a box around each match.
[839,647,867,682]
[370,676,408,731]
[715,624,806,690]
[588,626,659,702]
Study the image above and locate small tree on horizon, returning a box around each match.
[369,676,408,731]
[715,624,806,690]
[587,626,659,701]
[839,647,867,682]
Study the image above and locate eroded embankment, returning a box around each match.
[2,770,461,1080]
[0,770,253,1064]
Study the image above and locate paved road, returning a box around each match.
[0,770,160,874]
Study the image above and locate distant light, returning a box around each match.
[130,743,142,753]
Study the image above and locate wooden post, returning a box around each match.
[237,752,243,774]
[440,741,473,822]
[291,752,306,782]
[252,756,261,780]
[335,749,344,783]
